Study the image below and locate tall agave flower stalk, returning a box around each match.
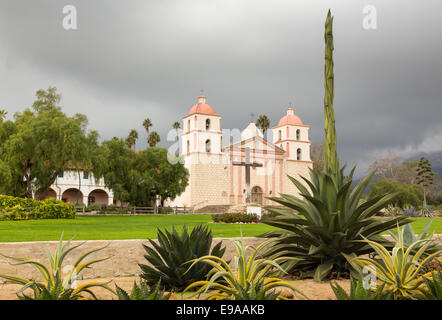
[323,10,340,181]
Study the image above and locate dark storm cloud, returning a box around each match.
[0,0,441,177]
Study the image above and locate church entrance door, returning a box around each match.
[251,186,263,205]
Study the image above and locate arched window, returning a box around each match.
[186,140,190,153]
[205,139,211,152]
[297,148,302,160]
[296,129,301,140]
[278,130,282,141]
[188,119,190,132]
[206,119,211,130]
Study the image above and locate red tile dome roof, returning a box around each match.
[188,95,216,116]
[277,108,303,126]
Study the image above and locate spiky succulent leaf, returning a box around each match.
[184,239,305,300]
[139,224,226,292]
[261,166,411,282]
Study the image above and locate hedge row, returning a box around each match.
[211,212,259,224]
[0,195,76,221]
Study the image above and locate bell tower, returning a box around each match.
[272,107,311,161]
[181,94,223,158]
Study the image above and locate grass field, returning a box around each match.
[0,215,440,243]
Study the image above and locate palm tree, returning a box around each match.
[143,118,152,135]
[256,115,270,135]
[148,131,161,147]
[172,121,181,141]
[125,129,138,150]
[0,109,7,121]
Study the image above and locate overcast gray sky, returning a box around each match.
[0,0,441,177]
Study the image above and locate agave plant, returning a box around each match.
[331,275,392,300]
[115,279,171,300]
[403,205,417,217]
[415,271,442,300]
[139,224,226,292]
[347,234,442,300]
[183,239,305,300]
[261,167,410,282]
[0,234,113,300]
[387,220,441,257]
[385,204,403,217]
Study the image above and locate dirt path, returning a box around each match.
[0,276,349,300]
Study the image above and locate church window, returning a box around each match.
[188,119,190,132]
[187,140,190,153]
[206,119,211,130]
[297,148,302,160]
[205,139,211,152]
[278,130,282,141]
[296,129,301,140]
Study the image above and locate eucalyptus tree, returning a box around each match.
[0,87,97,198]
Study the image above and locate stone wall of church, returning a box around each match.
[189,161,231,207]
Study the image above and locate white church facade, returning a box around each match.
[168,94,313,209]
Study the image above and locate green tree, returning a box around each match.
[96,140,188,206]
[0,87,96,198]
[172,121,181,141]
[255,115,270,135]
[0,109,7,121]
[368,178,423,208]
[143,118,152,134]
[125,129,138,150]
[148,131,160,147]
[136,148,188,205]
[416,157,435,213]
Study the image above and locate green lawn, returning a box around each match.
[0,215,440,243]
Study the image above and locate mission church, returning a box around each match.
[42,94,312,209]
[168,94,313,209]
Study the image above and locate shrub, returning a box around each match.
[0,195,75,220]
[403,205,418,217]
[368,179,423,208]
[384,204,403,217]
[416,271,442,300]
[158,207,175,214]
[347,235,442,299]
[85,203,103,212]
[387,220,441,256]
[115,280,171,300]
[184,239,305,300]
[139,224,226,292]
[212,212,259,224]
[0,234,113,300]
[331,275,392,300]
[261,168,410,282]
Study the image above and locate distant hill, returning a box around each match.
[353,150,442,193]
[406,151,442,178]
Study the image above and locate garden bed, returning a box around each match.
[0,275,351,300]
